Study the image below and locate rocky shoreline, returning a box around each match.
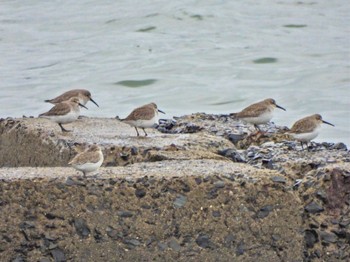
[0,114,349,261]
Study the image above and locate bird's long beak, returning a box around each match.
[276,104,286,111]
[322,120,334,127]
[79,103,88,110]
[158,109,165,114]
[90,98,99,107]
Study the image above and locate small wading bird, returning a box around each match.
[39,97,88,132]
[45,89,99,107]
[288,114,334,149]
[121,102,165,136]
[69,144,104,177]
[230,98,286,132]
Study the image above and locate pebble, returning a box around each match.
[50,248,66,262]
[236,241,245,256]
[305,201,324,214]
[271,176,287,183]
[214,180,225,189]
[305,229,318,248]
[212,210,221,217]
[262,159,274,169]
[73,218,90,238]
[257,205,274,219]
[117,211,133,218]
[320,231,338,244]
[173,195,187,208]
[333,142,347,150]
[228,134,244,144]
[158,242,168,251]
[195,234,212,249]
[124,238,141,247]
[339,219,350,228]
[224,233,235,248]
[316,190,328,203]
[168,238,181,251]
[135,188,146,198]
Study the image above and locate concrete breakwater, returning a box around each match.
[0,114,349,261]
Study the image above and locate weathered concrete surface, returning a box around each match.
[0,114,349,261]
[0,117,231,167]
[0,160,303,262]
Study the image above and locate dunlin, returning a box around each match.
[231,98,286,131]
[45,89,99,107]
[39,97,88,132]
[69,144,104,177]
[121,102,165,136]
[288,114,334,149]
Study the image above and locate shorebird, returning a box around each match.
[45,89,99,107]
[69,144,104,177]
[231,98,286,131]
[39,97,87,132]
[288,114,334,149]
[121,102,165,136]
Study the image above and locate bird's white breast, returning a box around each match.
[290,127,321,142]
[71,151,104,173]
[125,113,159,128]
[44,109,80,124]
[241,110,273,125]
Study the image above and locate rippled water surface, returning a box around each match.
[1,0,349,145]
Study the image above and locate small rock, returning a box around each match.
[19,221,35,229]
[316,190,328,203]
[320,231,337,244]
[135,188,146,198]
[333,142,347,150]
[117,211,133,218]
[271,176,287,183]
[124,238,141,247]
[224,233,235,248]
[73,218,90,238]
[106,228,119,240]
[93,229,104,243]
[236,241,245,256]
[305,201,324,214]
[158,242,168,251]
[262,159,274,169]
[214,180,225,189]
[168,238,181,251]
[333,229,347,238]
[228,134,244,144]
[130,147,138,155]
[212,210,221,217]
[339,219,350,228]
[195,234,212,249]
[194,177,202,185]
[173,195,187,208]
[50,248,66,262]
[305,230,318,248]
[323,174,331,181]
[257,205,274,219]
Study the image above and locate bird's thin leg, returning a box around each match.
[135,127,140,136]
[142,128,148,136]
[253,124,261,132]
[300,142,304,150]
[306,142,311,152]
[59,123,71,132]
[82,171,86,178]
